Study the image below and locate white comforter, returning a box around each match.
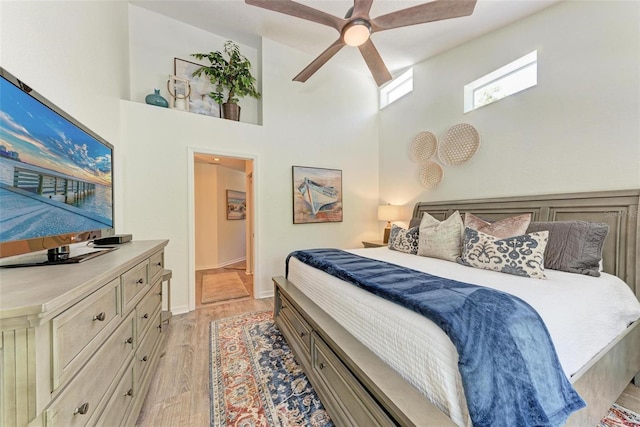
[286,247,640,427]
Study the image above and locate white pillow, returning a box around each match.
[418,211,465,262]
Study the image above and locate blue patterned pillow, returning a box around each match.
[388,224,419,255]
[458,227,549,279]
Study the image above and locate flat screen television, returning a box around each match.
[0,67,115,266]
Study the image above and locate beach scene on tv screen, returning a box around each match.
[0,77,113,243]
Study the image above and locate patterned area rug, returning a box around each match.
[201,272,249,304]
[209,311,333,426]
[210,311,639,427]
[599,403,640,427]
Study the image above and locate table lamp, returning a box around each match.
[378,204,402,244]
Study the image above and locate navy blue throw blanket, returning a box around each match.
[286,249,585,427]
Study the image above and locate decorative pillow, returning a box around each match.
[388,224,419,254]
[464,212,532,239]
[418,211,465,262]
[526,221,609,277]
[458,227,549,279]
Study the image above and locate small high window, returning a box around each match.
[464,51,537,113]
[380,68,413,109]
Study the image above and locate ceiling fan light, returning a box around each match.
[343,20,371,47]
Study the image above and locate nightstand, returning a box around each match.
[362,240,387,248]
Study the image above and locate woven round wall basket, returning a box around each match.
[438,123,480,166]
[410,131,438,164]
[418,161,444,189]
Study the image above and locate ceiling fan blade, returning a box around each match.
[293,38,346,83]
[372,0,477,32]
[358,39,392,86]
[351,0,373,18]
[245,0,346,31]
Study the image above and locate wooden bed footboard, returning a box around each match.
[273,276,456,427]
[566,319,640,426]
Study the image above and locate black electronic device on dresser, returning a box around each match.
[94,234,133,245]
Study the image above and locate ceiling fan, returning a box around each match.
[244,0,477,86]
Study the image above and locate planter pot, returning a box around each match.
[222,103,241,121]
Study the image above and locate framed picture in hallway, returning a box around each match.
[292,166,343,224]
[227,190,246,220]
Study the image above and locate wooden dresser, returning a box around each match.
[0,240,169,427]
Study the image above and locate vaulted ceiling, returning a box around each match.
[133,0,560,80]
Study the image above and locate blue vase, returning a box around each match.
[145,89,168,108]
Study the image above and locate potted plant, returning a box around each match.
[191,41,261,121]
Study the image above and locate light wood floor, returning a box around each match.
[137,297,640,426]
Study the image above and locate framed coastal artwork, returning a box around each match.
[174,58,220,118]
[227,190,246,220]
[292,166,342,224]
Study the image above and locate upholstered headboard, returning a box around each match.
[412,190,640,299]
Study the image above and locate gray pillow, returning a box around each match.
[526,221,609,277]
[409,217,422,229]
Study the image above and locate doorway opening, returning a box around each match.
[191,151,256,308]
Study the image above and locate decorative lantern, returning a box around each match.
[167,75,191,111]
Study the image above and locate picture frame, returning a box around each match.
[292,166,343,224]
[226,190,246,220]
[174,57,220,118]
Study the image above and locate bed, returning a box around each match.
[273,190,640,426]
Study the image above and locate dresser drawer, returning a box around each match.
[279,295,311,353]
[45,311,135,427]
[122,261,149,313]
[311,334,395,427]
[148,251,164,283]
[51,278,120,390]
[95,360,135,427]
[135,310,162,385]
[136,280,162,342]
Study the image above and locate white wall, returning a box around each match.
[194,163,247,270]
[379,1,640,217]
[121,37,380,313]
[0,0,130,230]
[128,5,260,125]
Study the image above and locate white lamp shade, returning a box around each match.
[378,205,402,221]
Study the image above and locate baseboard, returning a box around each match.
[196,257,246,271]
[257,289,274,299]
[171,304,190,315]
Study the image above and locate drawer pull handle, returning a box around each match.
[136,278,144,284]
[156,262,162,267]
[141,355,148,362]
[92,312,106,322]
[74,402,90,415]
[281,305,287,309]
[142,313,149,319]
[299,331,306,338]
[124,388,133,397]
[319,363,325,370]
[125,336,133,345]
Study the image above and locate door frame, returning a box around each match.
[187,146,259,311]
